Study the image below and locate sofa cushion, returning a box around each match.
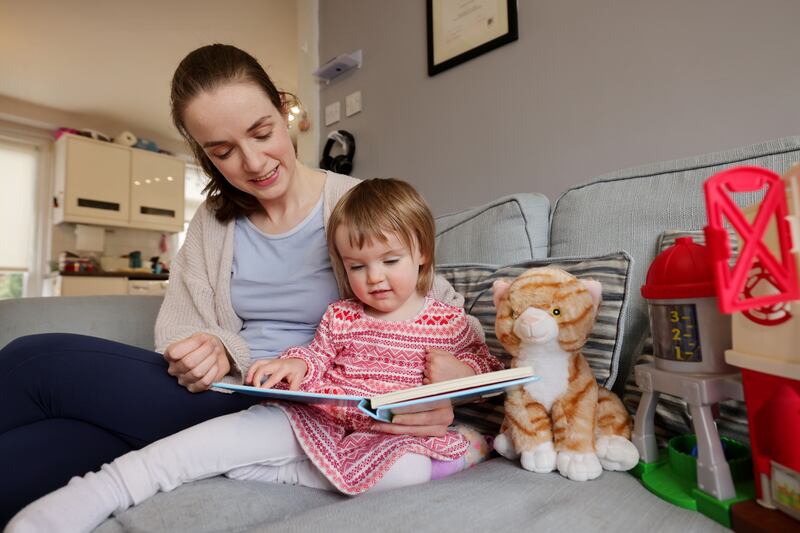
[438,252,632,434]
[549,136,800,395]
[97,460,727,533]
[95,477,343,533]
[434,193,550,265]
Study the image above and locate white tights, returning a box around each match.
[7,405,432,533]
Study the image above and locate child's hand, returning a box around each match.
[372,404,454,437]
[423,348,476,384]
[246,358,308,391]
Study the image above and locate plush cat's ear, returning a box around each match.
[581,279,602,315]
[492,279,512,308]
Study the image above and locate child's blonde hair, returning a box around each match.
[327,178,436,299]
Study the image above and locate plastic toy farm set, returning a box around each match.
[630,164,800,527]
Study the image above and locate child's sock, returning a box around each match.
[456,424,494,468]
[430,424,494,481]
[430,456,465,480]
[6,463,133,533]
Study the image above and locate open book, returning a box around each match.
[213,367,537,422]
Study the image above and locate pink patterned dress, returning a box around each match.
[271,297,503,494]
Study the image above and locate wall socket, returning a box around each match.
[345,91,362,117]
[325,101,341,126]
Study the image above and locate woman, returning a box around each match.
[0,44,462,525]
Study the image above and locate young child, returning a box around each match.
[8,178,502,532]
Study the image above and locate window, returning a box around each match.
[179,163,210,247]
[0,139,41,299]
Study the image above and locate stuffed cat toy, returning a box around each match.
[492,267,639,481]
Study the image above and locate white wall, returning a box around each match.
[319,0,800,214]
[296,0,321,166]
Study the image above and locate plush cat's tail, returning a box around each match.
[595,387,639,471]
[595,387,632,439]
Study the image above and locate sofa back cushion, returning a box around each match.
[435,193,550,265]
[549,136,800,394]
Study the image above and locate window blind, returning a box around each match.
[0,139,38,271]
[184,163,209,224]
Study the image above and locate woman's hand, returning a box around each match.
[423,348,476,384]
[246,358,308,391]
[164,333,231,393]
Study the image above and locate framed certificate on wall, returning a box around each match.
[427,0,519,76]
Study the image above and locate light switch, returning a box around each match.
[325,101,341,126]
[345,91,362,117]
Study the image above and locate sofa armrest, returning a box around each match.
[0,295,163,350]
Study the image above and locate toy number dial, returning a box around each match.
[651,303,703,363]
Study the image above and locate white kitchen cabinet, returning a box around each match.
[59,276,128,296]
[54,134,131,225]
[53,276,168,296]
[130,150,185,232]
[54,134,186,232]
[127,278,169,295]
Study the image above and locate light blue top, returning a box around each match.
[230,196,340,360]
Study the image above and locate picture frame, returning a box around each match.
[427,0,518,76]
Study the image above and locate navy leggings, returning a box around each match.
[0,333,262,525]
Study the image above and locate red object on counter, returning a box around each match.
[60,258,94,273]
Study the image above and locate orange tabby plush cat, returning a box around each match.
[492,267,639,481]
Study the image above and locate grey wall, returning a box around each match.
[318,0,800,215]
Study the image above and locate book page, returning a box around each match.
[369,366,534,408]
[212,383,364,407]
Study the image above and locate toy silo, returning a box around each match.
[641,236,733,374]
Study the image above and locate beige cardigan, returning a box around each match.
[154,171,472,384]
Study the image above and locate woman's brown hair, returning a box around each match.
[170,43,290,222]
[327,178,436,298]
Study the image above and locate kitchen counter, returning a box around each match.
[44,271,170,297]
[58,271,169,281]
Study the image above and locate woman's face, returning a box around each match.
[183,81,297,205]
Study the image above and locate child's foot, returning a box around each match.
[429,425,494,481]
[430,456,466,480]
[6,465,133,533]
[455,424,494,468]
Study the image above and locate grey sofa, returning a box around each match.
[4,136,800,532]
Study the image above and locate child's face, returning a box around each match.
[334,226,426,318]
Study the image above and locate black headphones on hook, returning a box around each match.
[319,130,356,175]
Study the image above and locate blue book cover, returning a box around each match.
[213,369,538,423]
